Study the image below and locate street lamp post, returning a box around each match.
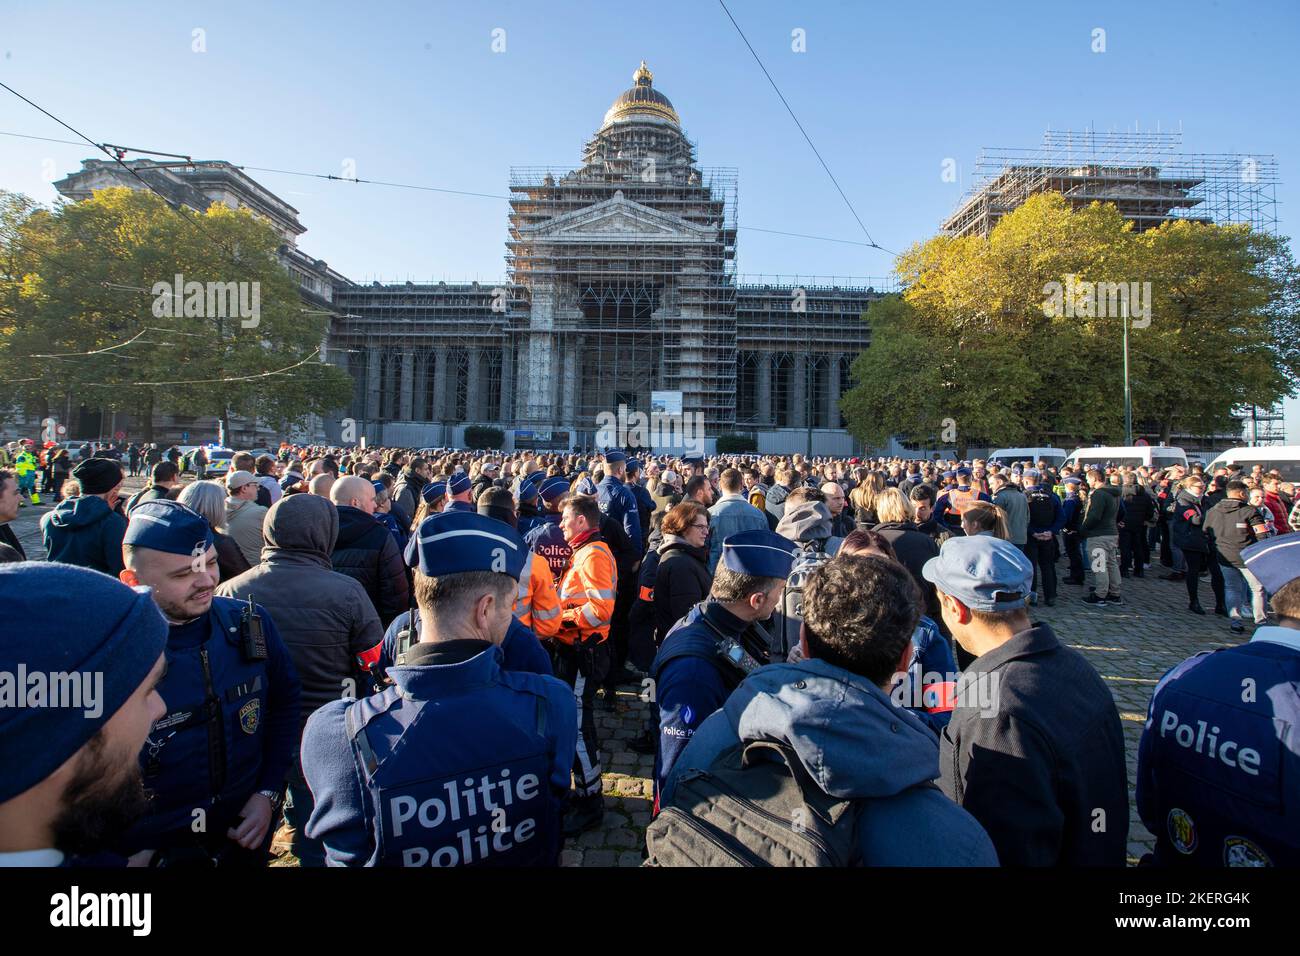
[1123,299,1133,446]
[806,346,814,459]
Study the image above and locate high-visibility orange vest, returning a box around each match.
[515,551,561,640]
[557,538,617,645]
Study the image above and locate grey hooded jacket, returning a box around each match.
[217,493,383,734]
[775,500,843,556]
[663,657,998,865]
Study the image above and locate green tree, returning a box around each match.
[1,186,352,441]
[841,193,1300,451]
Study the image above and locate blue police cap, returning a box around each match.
[1063,476,1082,486]
[540,477,570,503]
[956,467,973,479]
[525,469,547,485]
[448,473,472,495]
[721,530,796,579]
[421,481,447,505]
[403,511,527,580]
[1026,468,1041,478]
[682,454,704,466]
[372,480,386,495]
[627,458,642,473]
[942,470,956,480]
[605,450,627,464]
[1241,537,1300,596]
[922,535,1033,612]
[518,479,539,502]
[124,500,214,556]
[0,563,168,803]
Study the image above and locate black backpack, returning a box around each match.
[772,540,831,662]
[645,739,861,866]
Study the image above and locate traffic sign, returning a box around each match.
[114,430,126,441]
[1134,438,1149,447]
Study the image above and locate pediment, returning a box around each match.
[522,190,714,242]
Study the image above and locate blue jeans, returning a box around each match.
[1221,564,1267,625]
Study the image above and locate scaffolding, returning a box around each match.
[328,63,899,444]
[943,129,1279,238]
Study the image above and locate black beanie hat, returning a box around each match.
[72,457,123,495]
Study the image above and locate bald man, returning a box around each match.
[329,474,408,627]
[308,473,334,498]
[822,481,854,538]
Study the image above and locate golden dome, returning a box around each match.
[601,60,680,128]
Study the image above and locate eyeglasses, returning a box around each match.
[690,521,709,531]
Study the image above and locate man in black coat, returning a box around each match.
[328,476,410,627]
[925,535,1128,866]
[1118,473,1155,578]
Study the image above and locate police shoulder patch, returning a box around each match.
[1167,807,1197,855]
[1223,836,1271,867]
[239,698,261,735]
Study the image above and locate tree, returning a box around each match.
[0,186,352,442]
[841,193,1300,451]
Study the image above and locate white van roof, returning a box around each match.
[1069,445,1186,457]
[1210,445,1300,462]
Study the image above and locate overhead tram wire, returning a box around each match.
[0,83,244,266]
[716,0,895,258]
[0,128,887,252]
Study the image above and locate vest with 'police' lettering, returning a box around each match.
[1136,639,1300,867]
[344,643,569,867]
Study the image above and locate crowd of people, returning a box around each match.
[0,440,1296,868]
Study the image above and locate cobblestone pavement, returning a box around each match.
[11,477,1245,866]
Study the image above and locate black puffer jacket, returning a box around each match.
[1120,485,1156,527]
[1203,496,1264,568]
[213,529,252,583]
[331,505,410,627]
[216,494,383,734]
[1170,490,1209,553]
[653,538,712,639]
[391,468,428,518]
[873,520,941,620]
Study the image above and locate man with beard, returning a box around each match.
[0,563,168,866]
[118,500,301,866]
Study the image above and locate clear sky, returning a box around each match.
[2,0,1297,436]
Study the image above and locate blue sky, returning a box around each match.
[2,0,1297,436]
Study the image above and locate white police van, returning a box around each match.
[1063,445,1188,472]
[987,447,1069,468]
[1207,446,1300,482]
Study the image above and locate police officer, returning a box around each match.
[515,479,546,537]
[1136,535,1300,866]
[300,512,577,866]
[650,530,795,803]
[597,451,643,694]
[626,458,654,552]
[445,473,475,512]
[0,563,168,867]
[525,477,572,580]
[119,500,301,866]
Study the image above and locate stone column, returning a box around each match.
[756,352,772,425]
[466,349,482,422]
[399,351,414,421]
[434,350,449,421]
[365,349,381,422]
[826,352,842,429]
[561,337,578,427]
[499,342,514,425]
[790,353,807,428]
[413,352,428,421]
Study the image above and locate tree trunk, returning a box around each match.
[141,392,155,444]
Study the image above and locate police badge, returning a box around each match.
[239,698,261,735]
[1167,807,1197,855]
